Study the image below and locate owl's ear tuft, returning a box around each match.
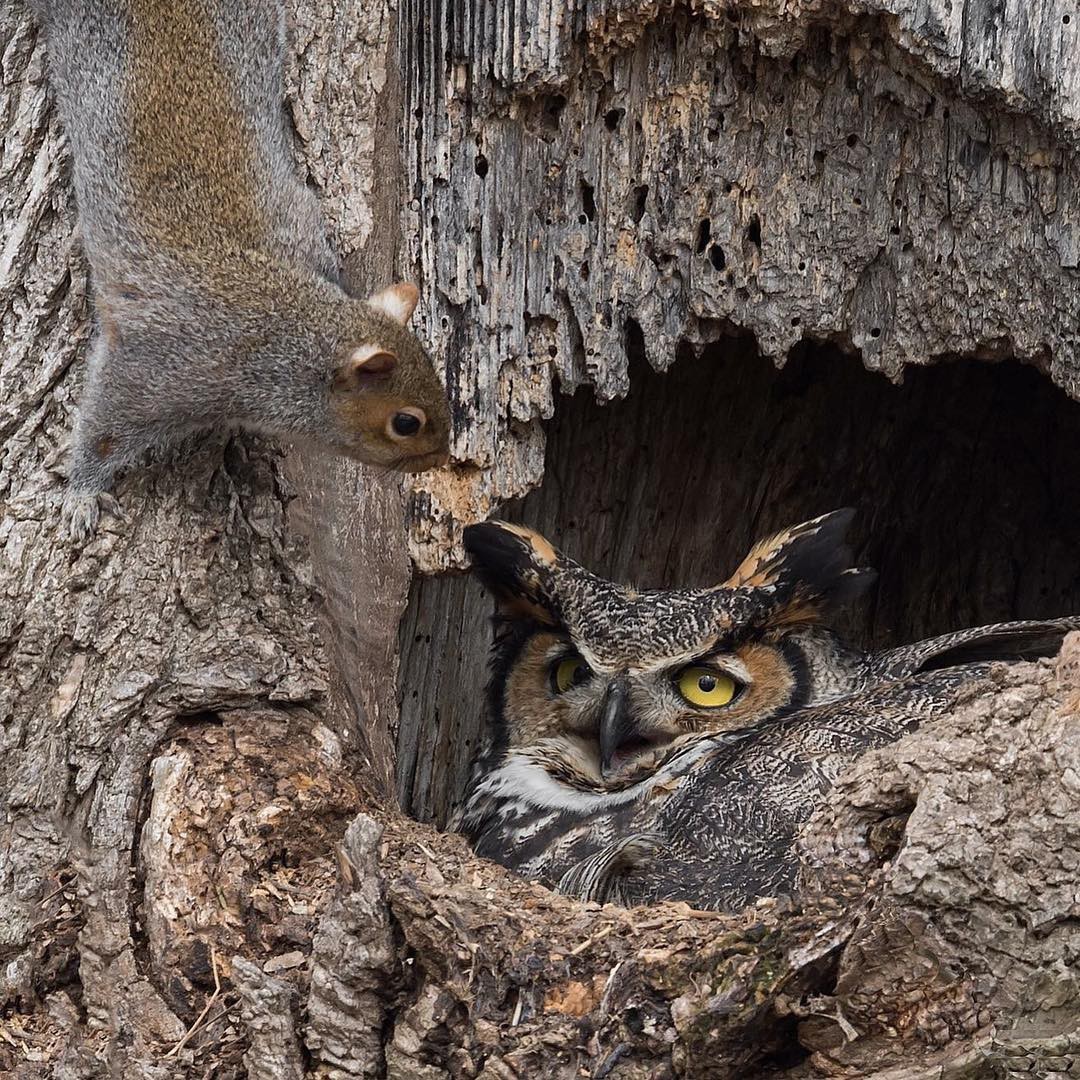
[464,521,561,625]
[724,509,876,622]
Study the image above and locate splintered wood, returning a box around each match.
[400,0,1080,571]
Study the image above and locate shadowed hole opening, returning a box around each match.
[396,334,1080,824]
[580,179,597,222]
[746,214,762,248]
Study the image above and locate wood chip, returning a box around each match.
[263,950,306,974]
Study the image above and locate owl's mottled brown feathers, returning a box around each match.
[457,512,1080,911]
[464,510,876,781]
[465,509,874,675]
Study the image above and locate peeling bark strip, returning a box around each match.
[232,958,306,1080]
[401,0,1080,570]
[306,815,397,1078]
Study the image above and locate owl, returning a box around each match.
[455,511,1079,911]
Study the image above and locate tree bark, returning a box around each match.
[3,0,1080,1078]
[1,1,405,1073]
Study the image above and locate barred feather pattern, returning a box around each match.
[457,512,1080,912]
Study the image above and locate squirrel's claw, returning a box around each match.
[62,490,122,544]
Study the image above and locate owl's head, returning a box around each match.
[463,511,875,784]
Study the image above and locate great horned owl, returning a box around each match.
[455,511,1079,911]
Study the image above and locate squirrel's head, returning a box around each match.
[328,283,451,473]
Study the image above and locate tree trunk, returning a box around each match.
[3,1,1080,1078]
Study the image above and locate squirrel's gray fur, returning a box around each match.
[34,0,450,539]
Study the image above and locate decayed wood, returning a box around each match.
[100,646,1080,1078]
[401,0,1080,573]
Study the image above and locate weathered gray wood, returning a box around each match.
[400,0,1080,574]
[306,815,397,1078]
[232,958,306,1080]
[796,643,1080,1075]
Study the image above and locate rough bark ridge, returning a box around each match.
[0,0,401,1073]
[401,0,1080,570]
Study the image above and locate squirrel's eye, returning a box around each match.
[676,666,738,708]
[389,410,424,438]
[550,655,591,694]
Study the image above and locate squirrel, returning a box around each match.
[33,0,451,540]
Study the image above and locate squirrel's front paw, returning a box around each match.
[62,490,122,543]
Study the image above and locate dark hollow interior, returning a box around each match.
[396,335,1080,825]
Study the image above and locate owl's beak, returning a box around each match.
[598,678,635,780]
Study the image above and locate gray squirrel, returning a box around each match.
[33,0,451,540]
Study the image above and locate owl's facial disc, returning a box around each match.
[595,658,749,779]
[470,512,876,791]
[503,624,812,785]
[527,641,757,777]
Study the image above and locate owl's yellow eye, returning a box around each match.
[551,655,591,694]
[676,666,738,708]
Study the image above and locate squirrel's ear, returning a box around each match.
[337,344,398,386]
[367,283,419,325]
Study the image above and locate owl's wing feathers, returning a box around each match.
[868,616,1080,681]
[722,509,876,625]
[556,832,660,904]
